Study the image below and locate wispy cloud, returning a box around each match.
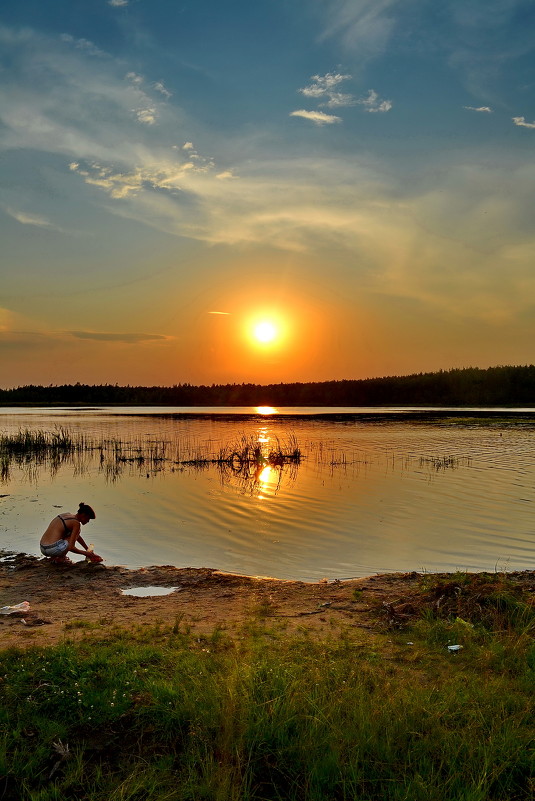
[208,311,230,315]
[2,23,534,328]
[0,27,179,170]
[295,74,391,120]
[60,34,106,58]
[357,89,392,112]
[125,71,143,85]
[108,0,129,7]
[153,81,172,99]
[512,116,535,129]
[299,72,355,107]
[464,105,493,113]
[68,331,171,343]
[290,109,342,125]
[0,329,171,353]
[6,209,54,228]
[319,0,401,60]
[70,161,192,199]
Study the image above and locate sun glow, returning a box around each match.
[253,321,278,343]
[246,312,288,350]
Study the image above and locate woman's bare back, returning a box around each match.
[40,513,78,546]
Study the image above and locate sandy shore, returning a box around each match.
[1,552,533,649]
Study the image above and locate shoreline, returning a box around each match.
[2,405,535,420]
[1,551,533,650]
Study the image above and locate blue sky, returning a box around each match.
[1,0,535,387]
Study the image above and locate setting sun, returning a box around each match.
[242,307,295,361]
[253,321,278,343]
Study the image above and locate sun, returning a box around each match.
[253,321,278,344]
[245,310,289,350]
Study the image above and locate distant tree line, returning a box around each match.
[1,365,534,407]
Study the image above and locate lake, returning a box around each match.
[0,407,533,581]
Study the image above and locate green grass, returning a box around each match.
[0,601,533,801]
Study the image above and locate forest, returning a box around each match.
[1,365,534,407]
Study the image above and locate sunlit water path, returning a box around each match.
[0,407,533,580]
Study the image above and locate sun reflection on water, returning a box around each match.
[255,464,281,498]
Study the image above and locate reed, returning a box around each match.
[0,428,80,455]
[183,434,302,469]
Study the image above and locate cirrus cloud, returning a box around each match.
[290,109,342,125]
[464,105,493,113]
[68,330,172,343]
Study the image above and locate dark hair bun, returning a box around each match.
[78,502,96,519]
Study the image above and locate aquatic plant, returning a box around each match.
[0,427,78,455]
[0,427,305,489]
[180,434,302,469]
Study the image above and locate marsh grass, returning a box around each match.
[0,427,475,491]
[1,596,533,801]
[0,428,303,487]
[180,433,302,468]
[0,428,80,455]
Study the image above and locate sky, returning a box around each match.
[1,0,535,389]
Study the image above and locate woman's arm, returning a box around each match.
[67,523,92,556]
[77,532,89,550]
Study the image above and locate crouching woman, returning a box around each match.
[40,502,103,563]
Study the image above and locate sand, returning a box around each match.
[1,552,533,649]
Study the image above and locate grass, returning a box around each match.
[0,428,79,455]
[0,429,302,486]
[0,586,533,801]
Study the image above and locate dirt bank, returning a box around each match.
[1,552,533,649]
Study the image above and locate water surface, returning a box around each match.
[0,407,533,580]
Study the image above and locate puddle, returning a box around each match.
[121,586,179,597]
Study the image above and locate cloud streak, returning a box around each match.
[290,109,342,125]
[319,0,401,60]
[512,116,535,129]
[68,331,172,343]
[6,209,55,228]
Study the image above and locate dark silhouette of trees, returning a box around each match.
[1,365,534,407]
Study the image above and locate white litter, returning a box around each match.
[0,601,30,614]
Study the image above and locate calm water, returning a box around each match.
[0,407,534,580]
